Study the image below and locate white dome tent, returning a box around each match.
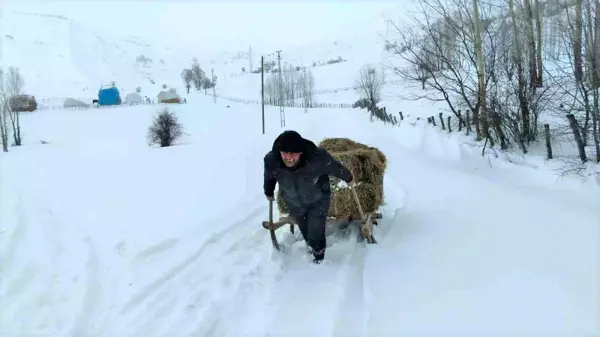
[125,92,142,105]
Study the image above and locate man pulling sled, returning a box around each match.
[263,130,385,263]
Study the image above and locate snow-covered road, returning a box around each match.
[1,100,598,336]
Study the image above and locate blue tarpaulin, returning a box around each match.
[98,87,121,106]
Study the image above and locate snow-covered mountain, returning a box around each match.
[0,9,396,107]
[0,10,253,102]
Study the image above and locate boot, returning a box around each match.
[312,249,324,264]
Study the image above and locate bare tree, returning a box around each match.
[534,0,544,86]
[545,0,599,163]
[262,66,315,107]
[508,0,535,142]
[181,68,193,94]
[354,65,385,109]
[0,70,9,152]
[302,68,315,107]
[147,107,184,147]
[201,77,215,93]
[6,67,23,146]
[593,0,600,162]
[384,0,497,140]
[473,0,490,141]
[384,0,555,150]
[383,0,597,166]
[523,0,539,88]
[190,58,205,91]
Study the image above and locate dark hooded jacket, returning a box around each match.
[263,132,353,209]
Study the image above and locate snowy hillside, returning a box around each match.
[1,94,598,336]
[0,10,249,103]
[213,31,392,103]
[0,8,395,108]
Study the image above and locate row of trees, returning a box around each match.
[0,67,25,152]
[181,58,216,94]
[263,65,316,107]
[386,0,599,163]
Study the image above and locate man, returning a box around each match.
[263,130,354,263]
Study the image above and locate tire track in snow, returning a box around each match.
[0,195,27,277]
[117,202,284,337]
[0,194,35,312]
[70,235,100,337]
[184,220,284,336]
[250,226,367,337]
[119,203,267,314]
[332,242,368,337]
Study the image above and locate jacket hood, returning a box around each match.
[271,131,316,153]
[271,132,318,167]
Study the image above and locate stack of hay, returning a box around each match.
[276,137,387,219]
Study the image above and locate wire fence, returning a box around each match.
[213,93,355,109]
[36,97,161,111]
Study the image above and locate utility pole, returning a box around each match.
[211,68,216,103]
[276,50,285,127]
[261,56,265,134]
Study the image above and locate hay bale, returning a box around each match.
[319,138,387,185]
[276,189,289,215]
[157,89,181,103]
[275,137,386,219]
[321,137,386,218]
[329,182,381,218]
[9,95,37,112]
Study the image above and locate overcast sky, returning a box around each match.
[6,1,402,53]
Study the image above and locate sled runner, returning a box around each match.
[263,186,380,251]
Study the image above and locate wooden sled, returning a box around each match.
[264,186,380,251]
[262,212,381,243]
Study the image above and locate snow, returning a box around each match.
[1,95,598,336]
[1,6,599,337]
[0,10,244,102]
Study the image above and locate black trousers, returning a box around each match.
[285,196,331,257]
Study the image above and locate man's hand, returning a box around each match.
[266,195,275,201]
[347,174,357,187]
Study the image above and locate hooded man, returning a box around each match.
[263,130,354,263]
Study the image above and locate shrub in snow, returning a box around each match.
[136,55,152,66]
[147,107,184,147]
[352,98,372,110]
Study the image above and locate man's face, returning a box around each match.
[280,151,302,167]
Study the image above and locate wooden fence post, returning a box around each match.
[566,114,587,162]
[544,124,553,160]
[439,113,445,130]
